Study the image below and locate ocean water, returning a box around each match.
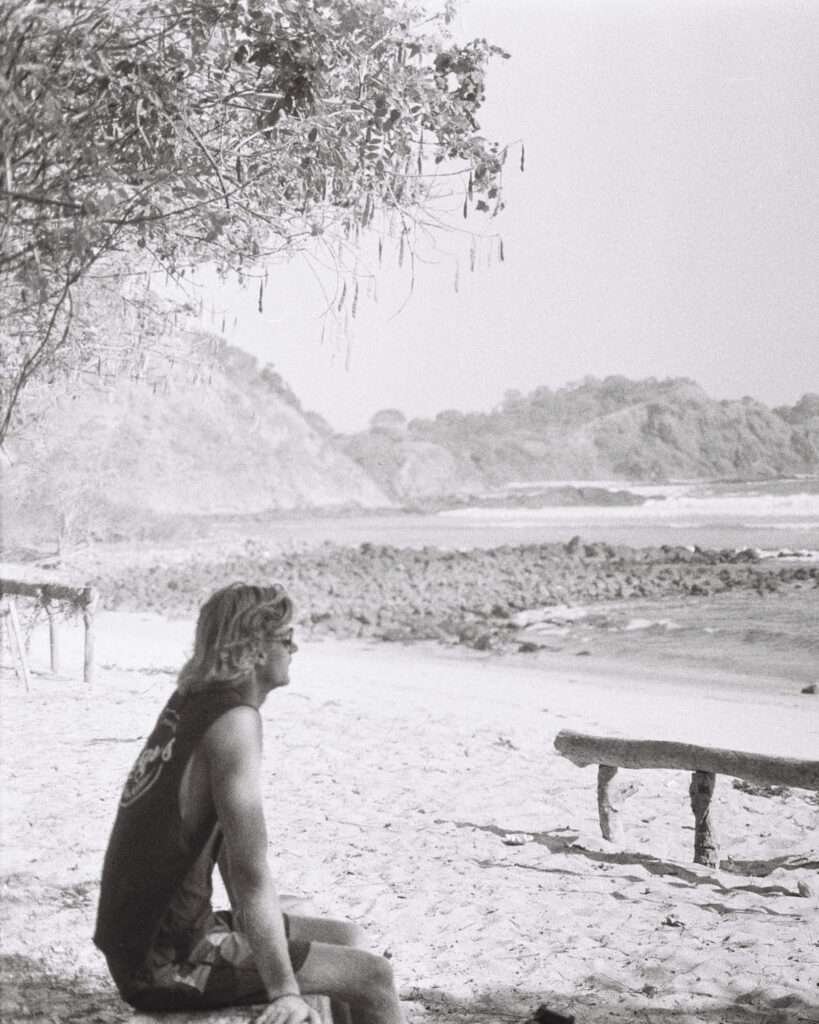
[515,589,819,690]
[252,482,819,555]
[434,478,819,688]
[438,477,819,555]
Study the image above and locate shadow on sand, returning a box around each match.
[449,821,814,900]
[1,956,815,1024]
[406,983,816,1024]
[0,952,127,1024]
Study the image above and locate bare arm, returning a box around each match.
[204,706,317,1024]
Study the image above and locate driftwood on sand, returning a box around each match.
[554,729,819,867]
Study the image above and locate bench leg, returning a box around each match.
[44,598,61,675]
[596,764,623,842]
[2,597,31,691]
[689,770,719,867]
[81,587,98,684]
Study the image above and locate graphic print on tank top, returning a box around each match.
[120,705,179,807]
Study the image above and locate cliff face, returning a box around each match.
[340,378,819,502]
[6,357,817,547]
[3,338,392,546]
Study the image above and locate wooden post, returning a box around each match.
[81,586,98,684]
[43,597,61,675]
[596,764,622,842]
[3,597,31,692]
[689,770,719,867]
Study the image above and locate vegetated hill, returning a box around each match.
[340,378,819,502]
[2,333,392,549]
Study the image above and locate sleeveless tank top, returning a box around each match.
[93,686,254,967]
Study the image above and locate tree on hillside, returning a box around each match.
[370,408,407,435]
[0,0,511,445]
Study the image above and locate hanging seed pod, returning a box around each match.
[469,236,477,272]
[258,278,264,313]
[454,261,460,293]
[499,237,505,262]
[352,279,359,319]
[520,142,526,173]
[337,280,347,312]
[463,196,468,219]
[398,231,405,268]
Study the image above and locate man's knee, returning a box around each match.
[355,951,396,1002]
[298,943,399,1014]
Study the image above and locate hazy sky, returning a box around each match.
[197,0,819,432]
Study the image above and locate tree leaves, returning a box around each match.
[0,0,509,442]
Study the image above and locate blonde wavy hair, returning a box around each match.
[177,582,293,695]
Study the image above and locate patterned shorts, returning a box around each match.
[110,910,311,1011]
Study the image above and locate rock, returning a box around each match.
[801,684,817,695]
[518,641,541,653]
[502,832,533,846]
[87,536,818,651]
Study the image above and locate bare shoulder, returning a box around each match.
[202,703,262,767]
[202,704,267,840]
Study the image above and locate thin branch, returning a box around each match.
[0,189,85,211]
[185,122,231,209]
[0,279,76,443]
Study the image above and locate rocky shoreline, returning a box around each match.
[89,539,819,651]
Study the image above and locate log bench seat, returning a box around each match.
[553,729,819,866]
[130,996,332,1024]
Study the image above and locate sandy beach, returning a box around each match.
[4,0,819,1019]
[2,609,817,1024]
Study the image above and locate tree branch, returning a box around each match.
[185,122,231,210]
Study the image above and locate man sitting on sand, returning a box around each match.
[94,582,402,1024]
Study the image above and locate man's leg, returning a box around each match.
[287,914,367,950]
[287,913,400,1024]
[295,942,402,1024]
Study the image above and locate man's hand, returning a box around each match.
[255,993,322,1024]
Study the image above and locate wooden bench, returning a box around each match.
[0,573,99,684]
[553,729,819,866]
